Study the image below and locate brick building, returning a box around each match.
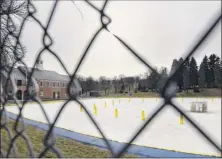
[1,58,82,101]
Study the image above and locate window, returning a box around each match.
[47,82,50,87]
[17,80,22,86]
[61,83,64,87]
[40,90,43,96]
[53,82,55,87]
[57,82,60,87]
[40,81,43,87]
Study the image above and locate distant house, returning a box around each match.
[108,77,139,94]
[122,77,139,93]
[109,79,122,94]
[0,58,82,101]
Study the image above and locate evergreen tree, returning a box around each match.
[189,57,198,87]
[170,59,180,75]
[182,57,190,91]
[178,58,184,91]
[170,59,180,91]
[183,57,190,69]
[202,55,210,87]
[208,54,220,87]
[214,58,222,88]
[183,67,190,92]
[148,68,160,91]
[198,62,206,88]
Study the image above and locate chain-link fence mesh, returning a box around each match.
[0,0,221,158]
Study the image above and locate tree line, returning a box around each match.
[77,54,221,94]
[170,54,221,92]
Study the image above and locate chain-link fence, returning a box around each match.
[0,0,221,158]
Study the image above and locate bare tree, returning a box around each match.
[159,67,168,75]
[118,74,125,80]
[1,0,28,67]
[98,76,111,95]
[112,76,118,93]
[118,74,125,93]
[85,77,95,92]
[98,76,106,94]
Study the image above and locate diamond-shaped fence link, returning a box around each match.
[0,0,221,158]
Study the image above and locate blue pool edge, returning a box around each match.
[5,111,220,158]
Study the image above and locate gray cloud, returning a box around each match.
[21,1,221,79]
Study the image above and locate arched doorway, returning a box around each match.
[23,90,29,100]
[16,90,22,100]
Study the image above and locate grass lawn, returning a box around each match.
[3,88,221,107]
[100,88,221,98]
[100,92,159,98]
[100,93,220,99]
[1,119,137,158]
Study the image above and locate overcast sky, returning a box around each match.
[21,1,221,79]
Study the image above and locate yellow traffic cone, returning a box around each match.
[93,104,97,115]
[180,114,184,125]
[141,110,145,121]
[80,106,83,112]
[114,108,118,118]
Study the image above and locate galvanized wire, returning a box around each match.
[0,0,221,158]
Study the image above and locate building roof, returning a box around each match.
[19,66,70,82]
[1,66,72,82]
[1,67,26,80]
[123,77,135,83]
